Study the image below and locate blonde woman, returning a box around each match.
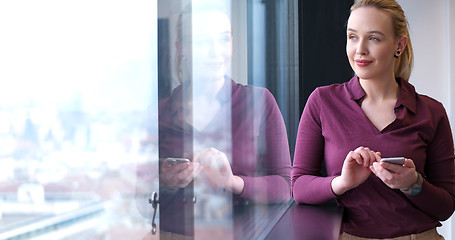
[292,0,455,239]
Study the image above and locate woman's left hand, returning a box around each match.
[194,147,245,194]
[370,158,418,190]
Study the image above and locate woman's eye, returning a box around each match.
[369,36,380,41]
[348,35,357,40]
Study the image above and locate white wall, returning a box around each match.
[398,1,454,239]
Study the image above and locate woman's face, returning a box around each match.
[180,11,233,83]
[346,7,401,81]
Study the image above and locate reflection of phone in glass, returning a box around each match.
[165,158,190,165]
[380,157,405,165]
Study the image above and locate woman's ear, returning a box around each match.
[397,35,408,52]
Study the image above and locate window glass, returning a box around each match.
[0,1,159,239]
[0,0,297,239]
[155,0,294,239]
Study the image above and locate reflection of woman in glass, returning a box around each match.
[292,0,454,239]
[157,3,291,238]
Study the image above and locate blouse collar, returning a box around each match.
[347,75,417,114]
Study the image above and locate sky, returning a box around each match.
[0,0,158,112]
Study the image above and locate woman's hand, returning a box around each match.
[370,158,418,190]
[331,146,381,196]
[195,147,245,194]
[160,159,203,189]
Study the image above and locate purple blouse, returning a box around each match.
[292,76,455,238]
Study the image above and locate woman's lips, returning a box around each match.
[355,59,373,67]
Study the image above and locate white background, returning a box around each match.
[398,0,454,239]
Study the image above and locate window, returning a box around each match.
[0,0,298,239]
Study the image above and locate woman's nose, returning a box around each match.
[208,40,223,56]
[356,40,368,55]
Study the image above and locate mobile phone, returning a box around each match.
[165,158,190,165]
[380,157,405,165]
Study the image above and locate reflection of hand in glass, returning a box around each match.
[159,159,203,189]
[152,2,292,237]
[157,4,291,205]
[195,147,244,194]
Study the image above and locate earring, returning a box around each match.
[394,50,401,58]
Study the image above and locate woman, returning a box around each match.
[292,0,455,239]
[155,3,291,238]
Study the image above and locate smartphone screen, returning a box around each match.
[165,158,190,165]
[380,157,405,165]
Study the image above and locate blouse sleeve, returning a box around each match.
[238,89,292,203]
[406,102,455,221]
[292,88,337,204]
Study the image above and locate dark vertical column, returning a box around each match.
[157,3,194,238]
[158,19,172,99]
[298,0,354,113]
[248,0,300,158]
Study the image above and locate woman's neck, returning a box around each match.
[358,75,399,102]
[192,76,225,100]
[187,77,226,132]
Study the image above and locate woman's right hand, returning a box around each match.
[331,147,381,196]
[160,159,203,189]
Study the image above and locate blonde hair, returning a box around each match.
[351,0,414,81]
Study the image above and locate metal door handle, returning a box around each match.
[148,192,159,235]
